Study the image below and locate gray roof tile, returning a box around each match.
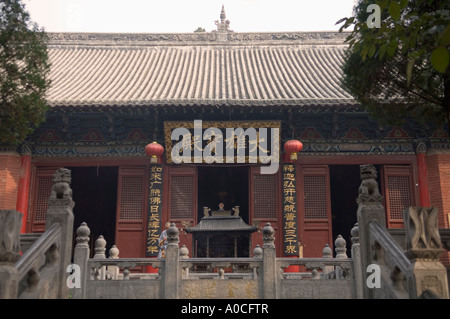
[46,32,357,107]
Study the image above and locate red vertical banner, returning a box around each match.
[282,163,299,256]
[146,164,163,256]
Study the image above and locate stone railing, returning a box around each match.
[72,222,358,299]
[356,164,449,299]
[0,168,74,299]
[70,167,449,299]
[2,166,448,299]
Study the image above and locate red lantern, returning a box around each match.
[284,140,303,161]
[145,142,164,163]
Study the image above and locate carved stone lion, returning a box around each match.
[358,164,381,197]
[357,164,383,205]
[49,168,72,200]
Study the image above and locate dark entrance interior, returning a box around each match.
[329,165,360,252]
[329,164,383,253]
[197,166,249,223]
[68,166,118,257]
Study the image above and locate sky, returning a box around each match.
[23,0,358,33]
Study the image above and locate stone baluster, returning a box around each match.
[180,244,190,279]
[262,223,276,299]
[93,235,107,280]
[351,223,364,299]
[123,267,130,280]
[322,244,334,276]
[218,268,225,279]
[253,244,262,259]
[335,235,348,259]
[251,245,262,279]
[335,235,347,279]
[179,245,189,259]
[311,268,320,280]
[355,164,386,298]
[72,222,90,299]
[163,223,180,298]
[45,168,75,299]
[106,245,120,280]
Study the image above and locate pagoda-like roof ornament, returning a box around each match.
[214,5,232,40]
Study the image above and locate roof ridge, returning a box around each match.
[47,31,350,47]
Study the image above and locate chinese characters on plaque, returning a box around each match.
[146,164,163,256]
[282,164,299,256]
[163,120,280,164]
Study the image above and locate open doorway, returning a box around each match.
[329,165,360,252]
[197,166,249,223]
[329,164,383,253]
[68,166,118,257]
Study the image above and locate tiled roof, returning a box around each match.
[46,31,357,108]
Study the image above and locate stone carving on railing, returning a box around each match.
[357,164,383,205]
[403,206,449,298]
[179,245,189,259]
[262,223,275,247]
[93,235,107,280]
[0,210,22,264]
[253,244,262,259]
[167,223,179,245]
[404,207,442,260]
[335,235,348,259]
[351,223,359,245]
[0,168,75,299]
[76,222,90,247]
[49,168,73,202]
[106,245,120,280]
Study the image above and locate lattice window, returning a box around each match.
[253,174,277,219]
[34,176,53,222]
[304,175,327,219]
[170,175,194,220]
[386,175,412,220]
[119,176,144,220]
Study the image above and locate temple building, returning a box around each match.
[1,8,449,266]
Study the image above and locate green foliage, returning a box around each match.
[194,27,206,32]
[337,0,450,132]
[0,0,50,146]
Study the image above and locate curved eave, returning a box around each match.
[46,98,359,108]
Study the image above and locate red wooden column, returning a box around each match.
[16,145,32,233]
[416,142,431,207]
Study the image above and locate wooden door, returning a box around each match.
[383,165,416,228]
[115,166,147,258]
[166,166,197,256]
[29,167,59,233]
[298,165,333,257]
[249,166,282,255]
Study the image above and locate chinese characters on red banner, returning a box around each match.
[282,164,299,255]
[146,164,163,256]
